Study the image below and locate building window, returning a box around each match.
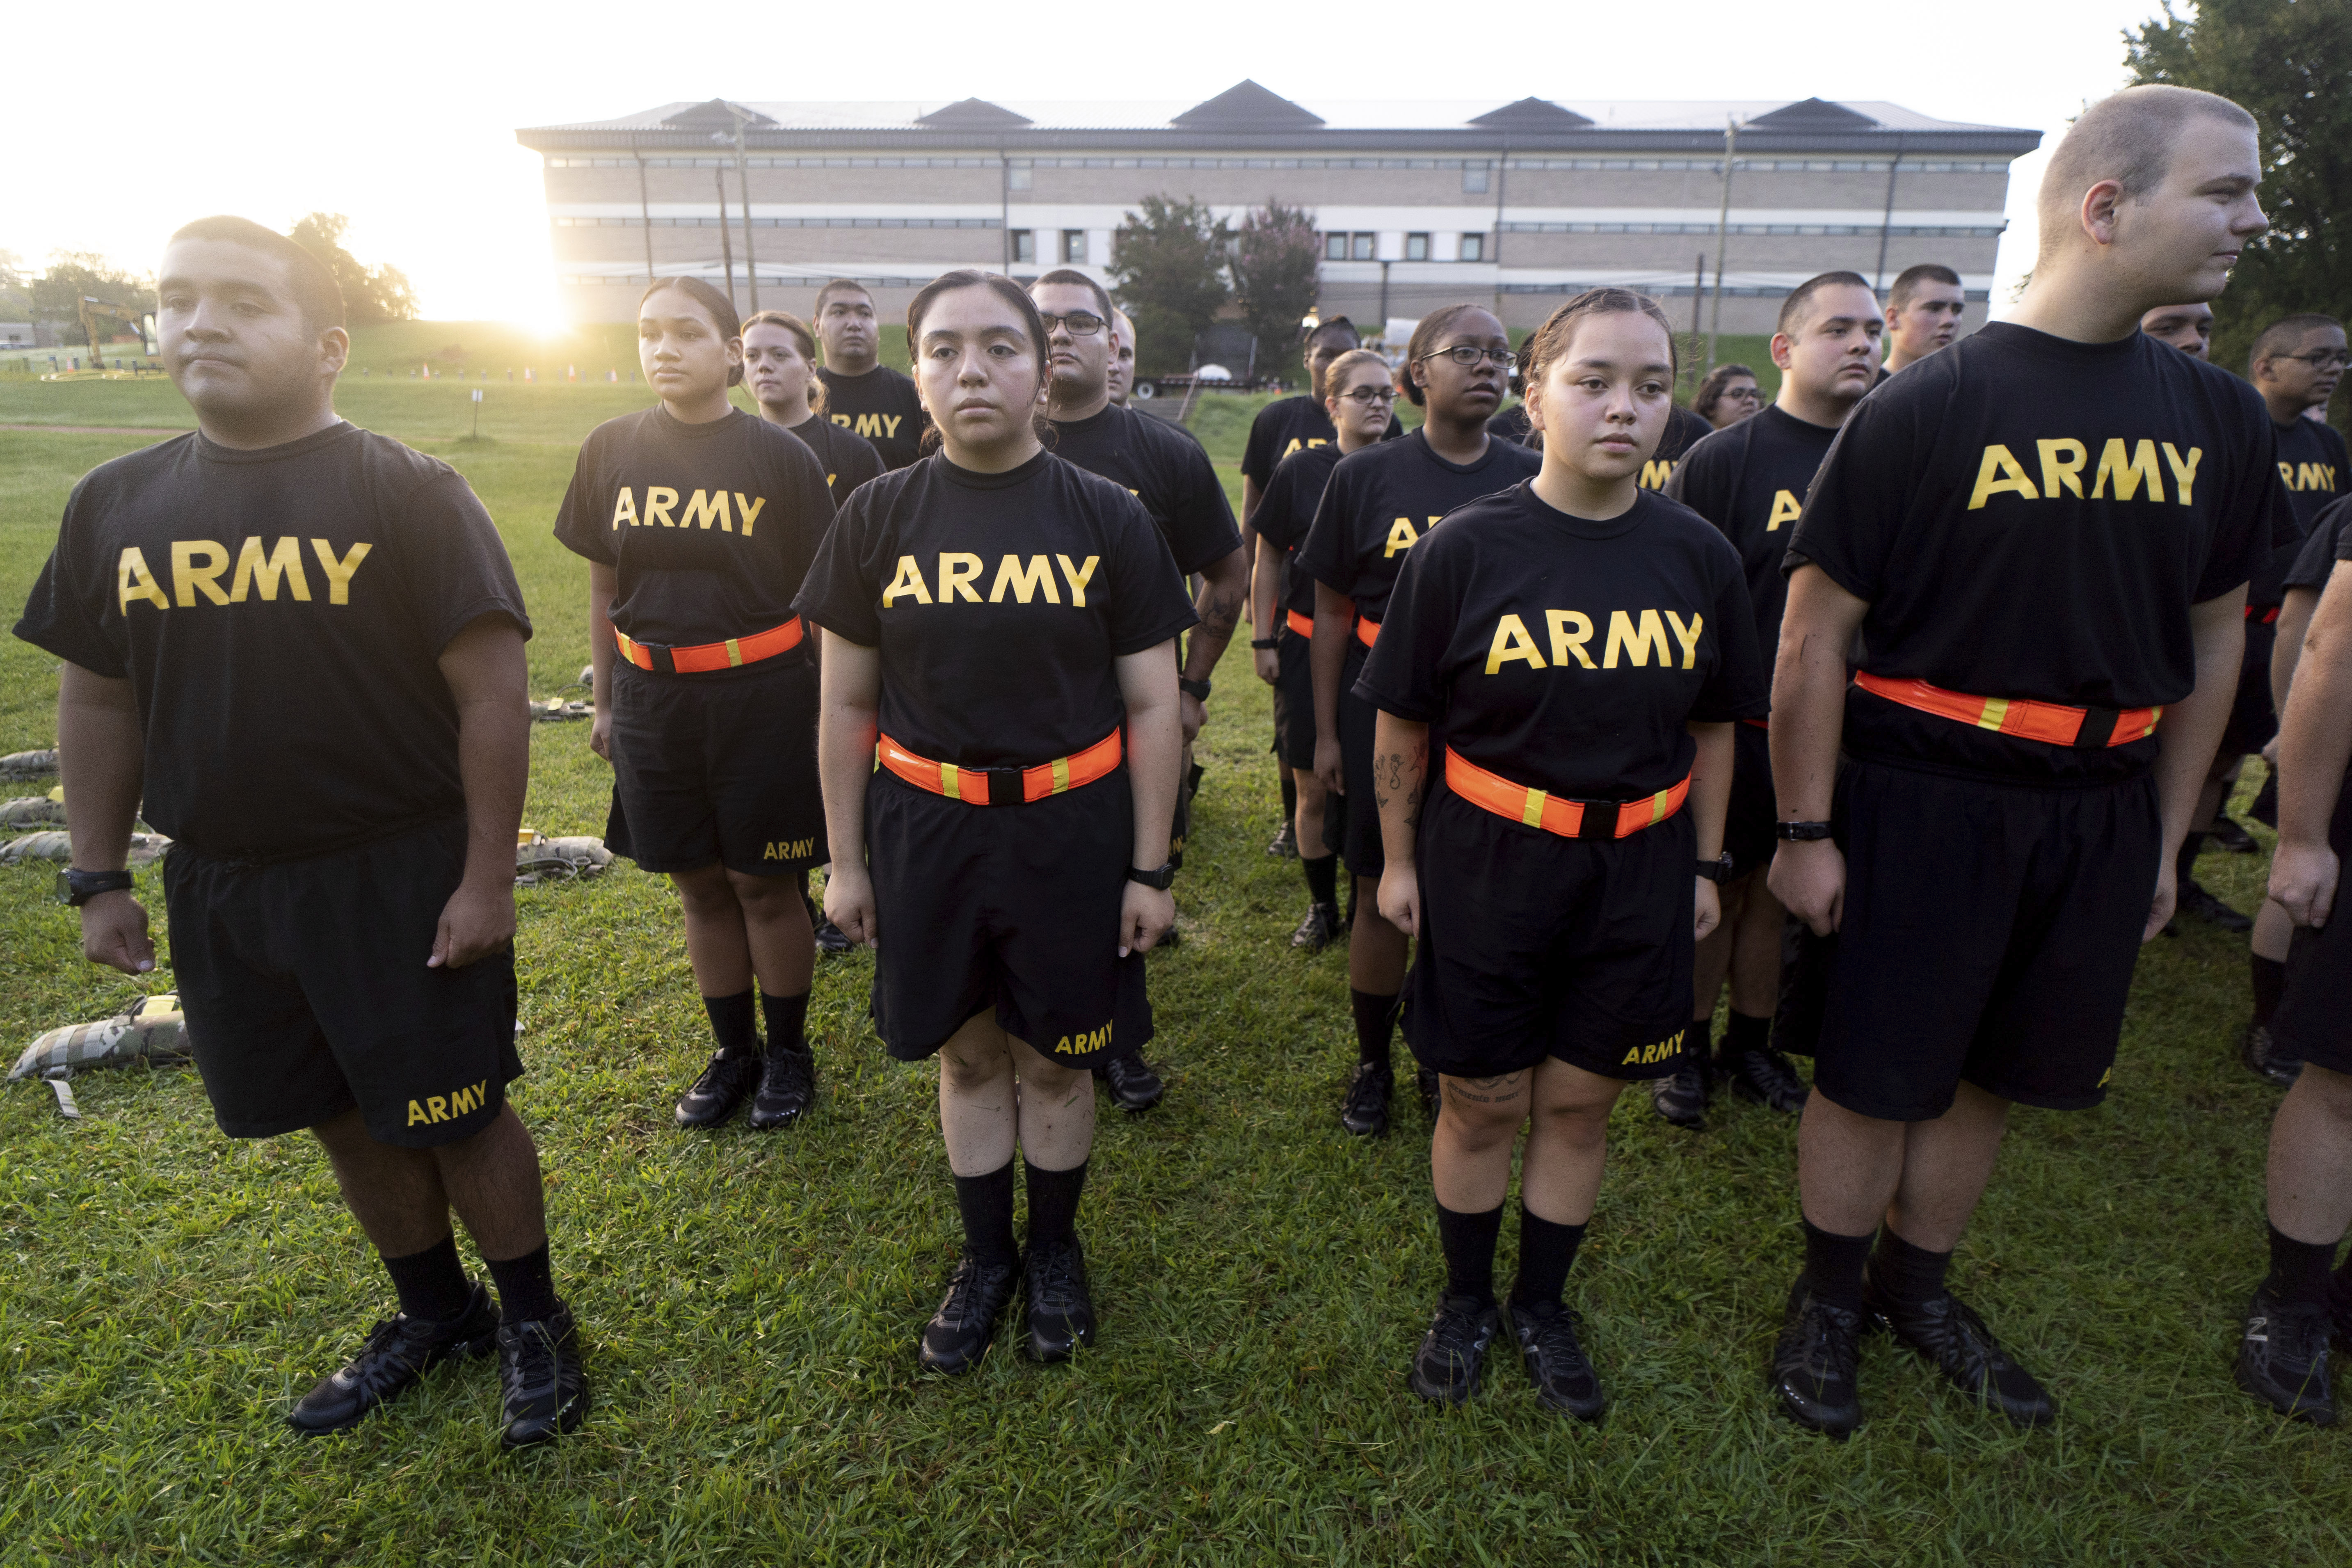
[1008,164,1032,191]
[1404,232,1430,262]
[1464,162,1490,194]
[1062,229,1088,264]
[1324,232,1348,261]
[1460,233,1486,262]
[1012,230,1035,265]
[1351,232,1376,261]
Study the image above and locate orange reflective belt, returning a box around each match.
[614,616,804,675]
[877,729,1124,807]
[1285,609,1314,639]
[2246,603,2280,625]
[1741,717,1770,730]
[1355,614,1380,650]
[1444,747,1690,841]
[1853,670,2160,749]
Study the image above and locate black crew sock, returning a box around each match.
[703,989,758,1058]
[954,1161,1018,1266]
[761,990,811,1056]
[1869,1228,1952,1307]
[1800,1216,1876,1312]
[2251,955,2289,1029]
[2265,1224,2338,1309]
[1724,1009,1771,1058]
[2176,832,2207,891]
[1302,853,1338,907]
[485,1240,560,1324]
[1024,1158,1089,1250]
[1436,1201,1504,1307]
[1350,988,1399,1072]
[380,1233,473,1323]
[2333,1252,2352,1317]
[1508,1208,1588,1310]
[1280,770,1298,828]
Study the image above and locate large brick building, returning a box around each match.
[517,81,2039,336]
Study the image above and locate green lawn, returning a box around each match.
[0,371,2342,1567]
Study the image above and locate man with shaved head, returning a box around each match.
[2141,301,2215,359]
[1108,309,1138,407]
[1880,263,1967,375]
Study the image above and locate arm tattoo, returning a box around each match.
[1198,583,1243,639]
[1373,751,1424,828]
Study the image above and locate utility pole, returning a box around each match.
[1707,116,1742,375]
[713,167,736,309]
[635,151,655,283]
[1872,131,1909,293]
[729,113,759,311]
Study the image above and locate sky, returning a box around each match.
[7,0,2166,331]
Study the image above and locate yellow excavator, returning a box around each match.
[74,296,157,369]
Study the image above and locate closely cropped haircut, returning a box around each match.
[168,215,346,333]
[1401,303,1497,406]
[1888,263,1962,310]
[1519,288,1680,395]
[1306,315,1360,347]
[814,278,875,316]
[1320,348,1392,406]
[2037,86,2259,263]
[640,277,744,386]
[1692,363,1757,423]
[904,269,1054,449]
[2251,313,2346,373]
[741,309,826,414]
[1031,267,1115,324]
[1777,271,1874,336]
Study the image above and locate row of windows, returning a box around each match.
[1321,231,1488,261]
[1502,157,2007,174]
[554,272,1995,302]
[1499,220,2006,236]
[554,215,1001,229]
[557,273,931,287]
[547,155,1001,168]
[1008,230,1090,265]
[551,153,2009,176]
[1498,281,1995,301]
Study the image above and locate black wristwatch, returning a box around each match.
[1177,677,1213,701]
[57,867,135,906]
[1126,861,1177,891]
[1696,853,1735,884]
[1250,636,1280,650]
[1775,820,1834,842]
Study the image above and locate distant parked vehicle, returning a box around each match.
[1131,365,1285,400]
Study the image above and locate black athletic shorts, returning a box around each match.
[2219,617,2277,759]
[1726,720,1778,880]
[1403,787,1698,1081]
[1813,757,2159,1121]
[2271,769,2352,1077]
[606,654,827,877]
[1328,642,1383,876]
[1273,624,1317,771]
[162,816,523,1148]
[866,766,1152,1065]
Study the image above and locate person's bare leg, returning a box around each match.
[2267,1063,2352,1245]
[1882,1080,2011,1251]
[1797,1092,1908,1236]
[670,860,753,998]
[1728,874,1786,1019]
[1431,1071,1529,1213]
[2253,897,2294,965]
[1295,768,1330,855]
[1517,1060,1628,1225]
[723,867,815,999]
[1008,1037,1095,1171]
[1348,874,1410,994]
[312,1106,453,1256]
[433,1104,549,1262]
[936,1012,1017,1176]
[1692,875,1740,1033]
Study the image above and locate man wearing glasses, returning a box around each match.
[1028,269,1247,1112]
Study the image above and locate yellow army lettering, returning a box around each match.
[1279,437,1329,462]
[1966,440,2203,510]
[608,487,766,535]
[2279,462,2340,493]
[1485,608,1704,673]
[1054,1021,1115,1056]
[1765,489,1803,532]
[1384,516,1440,558]
[1641,458,1679,489]
[761,837,816,861]
[119,538,370,613]
[406,1079,491,1127]
[883,553,1098,608]
[833,413,904,442]
[1618,1027,1688,1067]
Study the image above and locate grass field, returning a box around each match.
[0,363,2341,1568]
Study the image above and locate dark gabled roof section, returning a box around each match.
[1172,80,1324,130]
[915,98,1034,129]
[1469,97,1595,130]
[1743,97,1879,131]
[662,98,776,130]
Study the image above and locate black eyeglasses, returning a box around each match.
[1722,386,1762,401]
[2277,350,2351,371]
[1416,344,1515,370]
[1038,311,1106,337]
[1336,385,1397,405]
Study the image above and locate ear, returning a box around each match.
[318,325,350,378]
[1522,375,1545,434]
[2079,178,2126,249]
[1769,332,1797,372]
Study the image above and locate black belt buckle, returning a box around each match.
[2073,708,2119,749]
[1573,800,1616,841]
[983,766,1025,807]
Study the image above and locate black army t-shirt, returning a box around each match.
[1486,403,1533,446]
[1050,404,1242,576]
[553,407,835,653]
[1361,485,1766,800]
[795,451,1198,769]
[13,422,532,860]
[1253,443,1347,623]
[1787,322,2287,782]
[1667,404,1840,667]
[1638,405,1715,491]
[1296,430,1543,626]
[1240,393,1402,488]
[2254,417,2352,606]
[2286,495,2352,594]
[816,365,927,471]
[786,413,884,504]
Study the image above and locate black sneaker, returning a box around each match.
[2178,880,2254,934]
[1416,1067,1442,1121]
[1267,821,1298,859]
[1099,1049,1164,1112]
[674,1049,760,1128]
[1648,1058,1710,1129]
[1290,901,1342,953]
[814,917,854,955]
[2208,816,2259,854]
[286,1283,498,1435]
[1863,1275,2056,1428]
[2240,1020,2304,1089]
[1771,1282,1865,1438]
[1341,1062,1392,1137]
[1720,1045,1808,1114]
[1408,1294,1499,1405]
[1024,1238,1097,1362]
[747,1042,815,1130]
[2235,1286,2337,1426]
[1507,1298,1606,1422]
[920,1250,1019,1374]
[495,1303,588,1450]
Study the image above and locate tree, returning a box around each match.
[288,213,419,325]
[30,252,152,344]
[1109,195,1231,376]
[2126,0,2350,401]
[1231,201,1322,386]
